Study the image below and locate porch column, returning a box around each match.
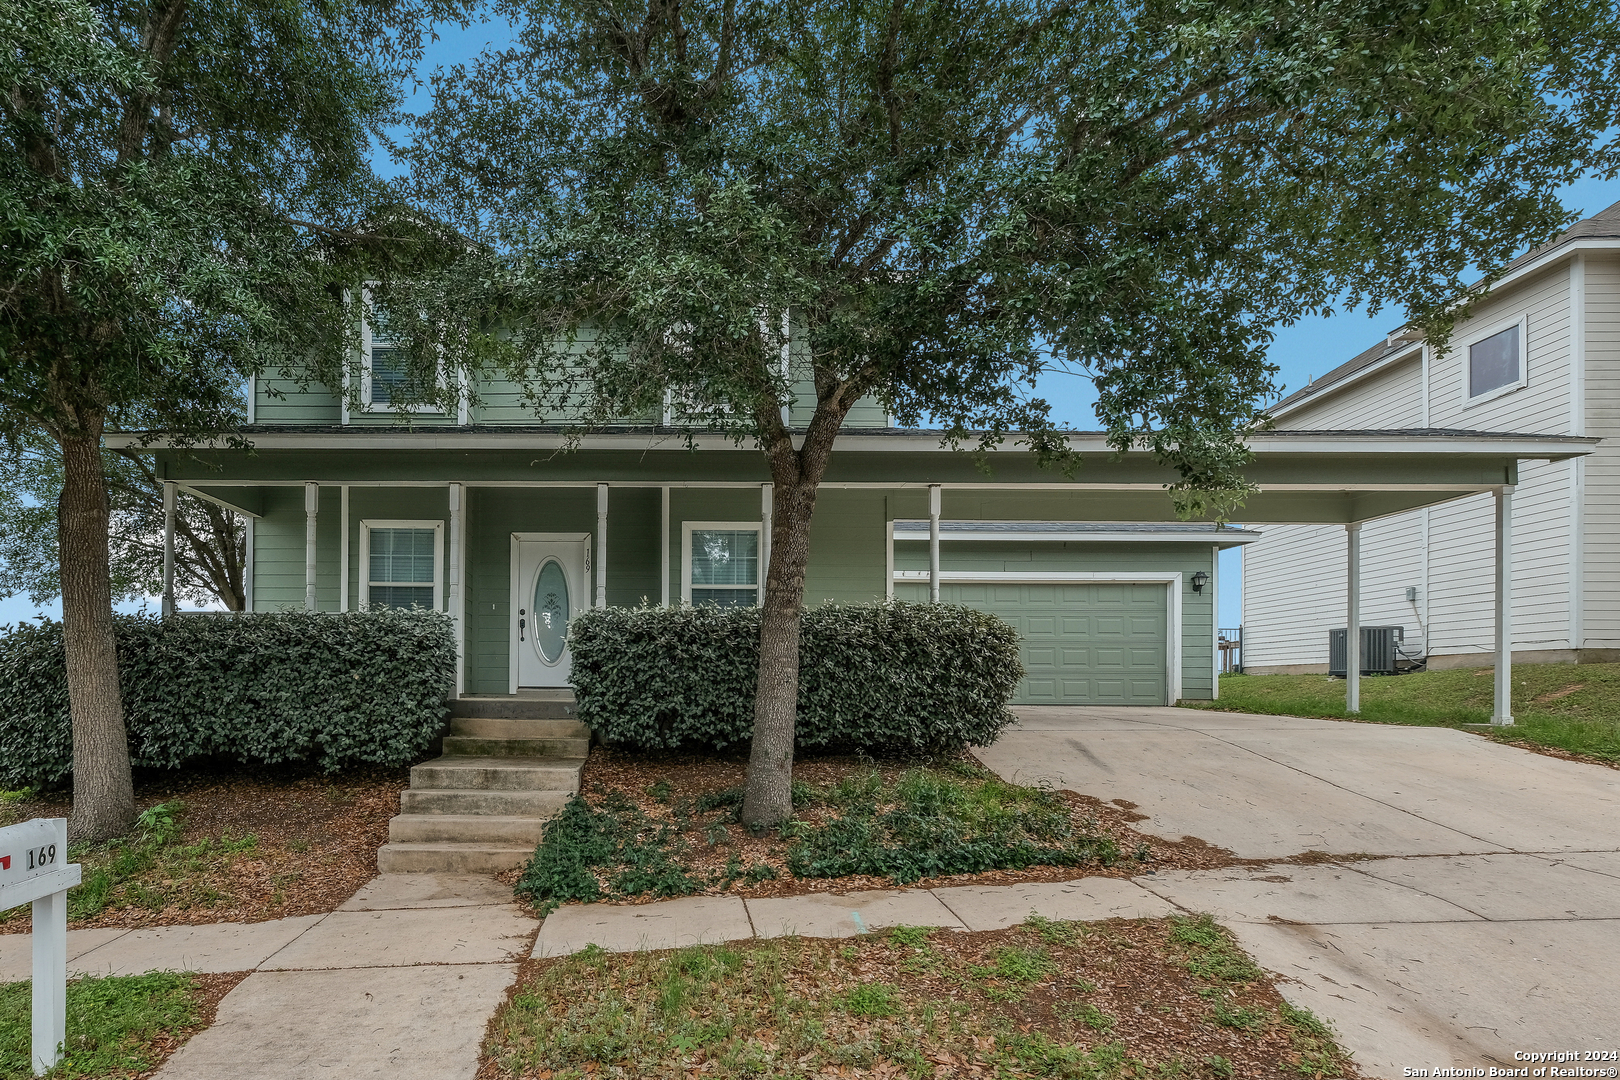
[339,485,350,612]
[928,484,942,603]
[759,483,773,606]
[304,482,319,612]
[449,483,464,696]
[1493,486,1515,725]
[243,517,255,611]
[595,483,608,609]
[1345,522,1361,714]
[161,481,177,616]
[660,486,671,606]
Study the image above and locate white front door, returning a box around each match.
[514,536,589,688]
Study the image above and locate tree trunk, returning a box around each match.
[58,421,136,842]
[741,417,842,828]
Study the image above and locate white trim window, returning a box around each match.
[360,519,443,610]
[681,521,761,607]
[361,287,440,413]
[1463,314,1528,405]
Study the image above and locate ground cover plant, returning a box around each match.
[0,970,245,1079]
[0,768,407,932]
[1187,666,1620,765]
[510,750,1236,916]
[483,914,1359,1078]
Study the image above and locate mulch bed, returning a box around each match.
[497,746,1248,913]
[130,971,252,1080]
[0,766,409,934]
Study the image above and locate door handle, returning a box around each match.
[519,608,526,641]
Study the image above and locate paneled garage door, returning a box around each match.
[940,582,1169,705]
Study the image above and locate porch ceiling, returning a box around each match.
[120,427,1597,526]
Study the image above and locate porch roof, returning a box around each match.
[116,426,1597,526]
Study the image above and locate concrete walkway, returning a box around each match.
[534,876,1175,956]
[3,875,536,1080]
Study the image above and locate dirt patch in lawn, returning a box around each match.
[480,914,1359,1079]
[0,766,407,934]
[498,746,1243,914]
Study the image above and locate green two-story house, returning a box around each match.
[119,329,1594,712]
[114,335,1594,871]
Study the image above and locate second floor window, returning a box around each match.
[362,294,438,411]
[1467,319,1524,401]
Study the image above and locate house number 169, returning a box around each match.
[26,845,56,871]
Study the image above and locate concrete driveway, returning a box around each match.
[976,706,1620,1077]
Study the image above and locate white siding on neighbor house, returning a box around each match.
[1242,256,1585,669]
[1242,354,1426,670]
[1242,515,1427,669]
[1427,263,1572,433]
[1275,352,1424,429]
[1584,255,1620,649]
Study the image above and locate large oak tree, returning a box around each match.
[0,0,458,838]
[405,0,1619,826]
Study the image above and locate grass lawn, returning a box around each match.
[0,971,243,1079]
[485,914,1358,1079]
[0,768,407,933]
[1186,663,1620,763]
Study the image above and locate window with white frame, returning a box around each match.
[1465,316,1526,402]
[361,289,439,411]
[682,523,761,607]
[361,520,442,610]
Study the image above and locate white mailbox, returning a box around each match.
[0,818,81,1076]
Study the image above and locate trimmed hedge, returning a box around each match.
[0,610,455,788]
[568,601,1024,754]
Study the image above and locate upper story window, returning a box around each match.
[361,290,440,412]
[682,523,761,607]
[361,520,442,610]
[1465,315,1527,404]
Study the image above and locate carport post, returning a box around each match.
[1493,486,1515,725]
[928,485,941,603]
[1345,522,1361,714]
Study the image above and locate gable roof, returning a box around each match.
[1270,198,1620,417]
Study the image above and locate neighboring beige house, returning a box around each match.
[1243,201,1620,673]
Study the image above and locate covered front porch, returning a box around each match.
[132,427,1596,720]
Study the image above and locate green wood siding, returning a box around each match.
[255,375,340,424]
[250,486,342,610]
[345,488,451,610]
[802,490,888,603]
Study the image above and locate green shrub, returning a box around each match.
[568,601,1023,755]
[0,610,455,788]
[783,769,1119,883]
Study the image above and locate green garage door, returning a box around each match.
[941,582,1168,705]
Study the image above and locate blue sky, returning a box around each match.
[5,23,1617,632]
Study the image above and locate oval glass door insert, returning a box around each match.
[532,559,570,664]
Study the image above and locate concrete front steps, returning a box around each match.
[377,691,586,874]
